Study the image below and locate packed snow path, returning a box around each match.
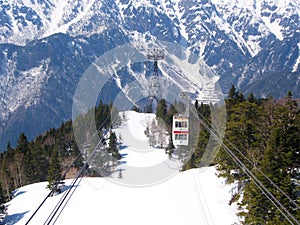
[4,111,240,225]
[108,111,181,186]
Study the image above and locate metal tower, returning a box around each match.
[145,48,164,113]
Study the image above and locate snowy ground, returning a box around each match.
[108,111,181,186]
[3,111,241,225]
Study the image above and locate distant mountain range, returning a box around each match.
[0,0,299,150]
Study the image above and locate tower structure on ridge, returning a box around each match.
[145,48,164,112]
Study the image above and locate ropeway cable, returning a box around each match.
[25,153,82,225]
[50,169,86,225]
[43,161,89,225]
[207,125,298,225]
[43,131,107,225]
[193,170,215,225]
[50,130,120,225]
[25,110,113,224]
[43,130,109,224]
[43,108,123,224]
[196,107,300,212]
[198,112,300,225]
[200,113,299,224]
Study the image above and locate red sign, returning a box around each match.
[173,131,189,134]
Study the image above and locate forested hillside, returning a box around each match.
[0,102,114,204]
[0,89,300,224]
[185,86,300,224]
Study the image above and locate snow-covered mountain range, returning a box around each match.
[0,0,299,48]
[0,0,299,150]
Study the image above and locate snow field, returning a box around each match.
[4,111,240,225]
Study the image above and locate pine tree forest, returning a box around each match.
[0,102,114,202]
[0,88,299,224]
[184,86,300,224]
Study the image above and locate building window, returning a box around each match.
[175,134,187,140]
[175,121,188,128]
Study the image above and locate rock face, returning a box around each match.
[0,0,299,149]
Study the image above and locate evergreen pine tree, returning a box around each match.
[194,126,210,166]
[5,142,13,159]
[242,92,300,224]
[226,85,238,110]
[16,133,29,154]
[243,126,297,224]
[247,93,257,104]
[24,142,49,184]
[0,154,11,201]
[228,85,238,99]
[226,85,245,112]
[109,132,121,160]
[198,102,211,119]
[166,104,177,130]
[0,182,5,205]
[217,101,264,182]
[156,98,168,123]
[47,148,62,193]
[13,132,29,187]
[23,146,35,184]
[166,137,175,156]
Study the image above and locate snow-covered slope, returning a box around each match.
[4,168,239,225]
[3,111,240,225]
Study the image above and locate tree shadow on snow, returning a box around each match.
[60,184,80,193]
[120,153,128,158]
[118,160,127,165]
[51,184,81,197]
[119,145,128,150]
[3,211,29,225]
[11,190,26,198]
